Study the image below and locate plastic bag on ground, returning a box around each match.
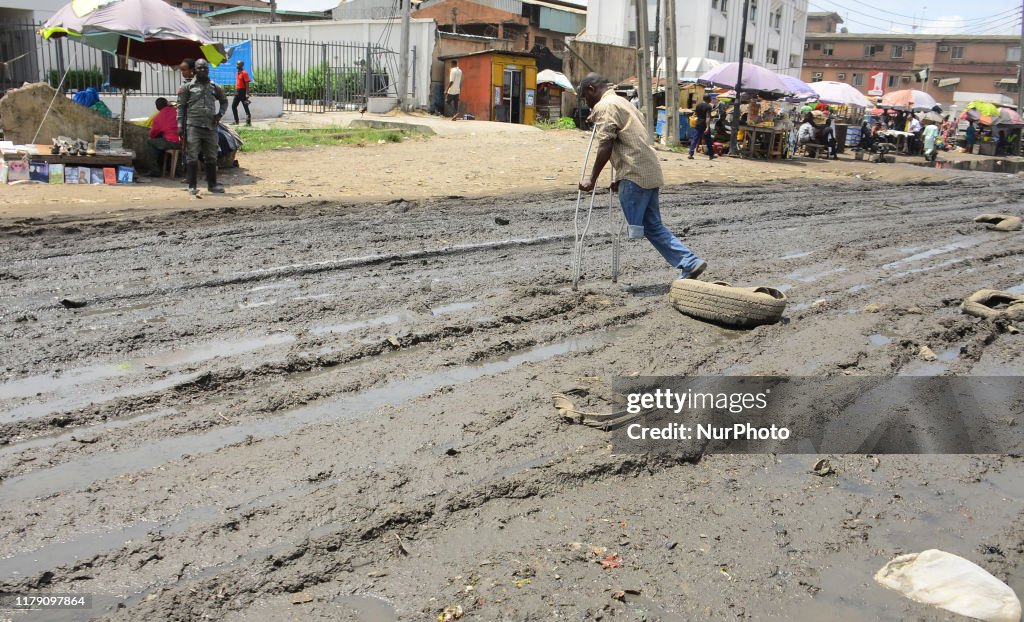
[874,549,1021,622]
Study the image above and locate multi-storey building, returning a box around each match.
[802,12,1021,107]
[582,0,809,79]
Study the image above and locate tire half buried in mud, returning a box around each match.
[974,213,1023,232]
[670,280,788,328]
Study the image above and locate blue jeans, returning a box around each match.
[688,126,714,157]
[617,179,702,272]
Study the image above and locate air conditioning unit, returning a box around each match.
[837,72,846,79]
[938,45,949,52]
[812,72,823,79]
[905,45,913,51]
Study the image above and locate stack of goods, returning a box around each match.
[2,136,135,185]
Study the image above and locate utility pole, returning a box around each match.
[269,0,277,23]
[1018,0,1023,144]
[664,0,679,146]
[398,0,411,111]
[728,0,751,156]
[635,0,654,141]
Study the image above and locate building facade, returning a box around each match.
[802,12,1022,107]
[205,6,329,25]
[582,0,809,78]
[414,0,586,53]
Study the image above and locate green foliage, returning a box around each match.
[235,126,411,151]
[534,116,580,130]
[249,66,389,100]
[48,68,103,91]
[557,116,577,129]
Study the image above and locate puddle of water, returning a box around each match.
[846,284,869,293]
[1005,282,1024,295]
[867,334,892,347]
[787,267,846,283]
[918,159,1024,174]
[238,300,277,309]
[1,505,221,578]
[310,302,477,336]
[430,301,478,315]
[881,235,990,270]
[0,328,632,503]
[780,251,813,260]
[891,257,969,279]
[0,334,296,422]
[772,284,793,293]
[330,595,398,622]
[0,408,178,458]
[78,301,162,317]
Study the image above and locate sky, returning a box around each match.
[278,0,1022,37]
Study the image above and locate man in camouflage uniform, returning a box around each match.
[177,58,228,194]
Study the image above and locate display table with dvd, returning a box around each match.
[2,144,136,185]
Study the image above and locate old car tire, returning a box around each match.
[670,280,788,328]
[974,214,1023,232]
[961,289,1024,321]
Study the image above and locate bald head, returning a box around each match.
[579,72,610,107]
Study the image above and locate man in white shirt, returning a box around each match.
[908,115,922,154]
[446,60,463,121]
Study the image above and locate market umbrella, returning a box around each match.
[697,62,788,93]
[880,89,937,111]
[808,81,871,107]
[995,107,1023,125]
[965,100,1000,117]
[40,0,226,66]
[923,110,944,124]
[536,69,575,94]
[778,74,816,100]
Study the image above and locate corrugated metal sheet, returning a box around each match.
[538,5,585,33]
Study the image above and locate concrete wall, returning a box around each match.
[98,94,284,120]
[210,19,436,108]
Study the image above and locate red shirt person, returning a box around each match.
[232,60,252,125]
[143,97,180,177]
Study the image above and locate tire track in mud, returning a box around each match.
[2,178,1024,620]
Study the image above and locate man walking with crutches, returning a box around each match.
[578,73,707,281]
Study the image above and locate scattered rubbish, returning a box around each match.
[812,458,835,476]
[395,533,409,556]
[514,578,532,588]
[70,435,98,444]
[387,336,401,347]
[611,591,626,601]
[961,289,1024,322]
[600,553,623,569]
[974,213,1022,232]
[669,280,787,328]
[863,303,885,313]
[551,392,635,429]
[438,605,463,621]
[290,592,313,605]
[875,549,1022,622]
[918,345,938,362]
[59,298,87,309]
[494,217,510,226]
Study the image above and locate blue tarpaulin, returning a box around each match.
[211,40,251,87]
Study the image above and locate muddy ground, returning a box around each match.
[1,174,1023,621]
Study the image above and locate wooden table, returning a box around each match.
[740,126,788,159]
[2,152,135,167]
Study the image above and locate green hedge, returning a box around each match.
[48,68,103,91]
[251,65,389,101]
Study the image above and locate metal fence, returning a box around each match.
[0,21,397,113]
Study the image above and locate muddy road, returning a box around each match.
[1,175,1023,621]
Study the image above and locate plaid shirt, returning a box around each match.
[589,89,664,190]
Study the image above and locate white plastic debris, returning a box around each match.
[875,549,1022,622]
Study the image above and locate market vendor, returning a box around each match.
[142,97,180,177]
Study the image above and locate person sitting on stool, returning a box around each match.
[144,97,180,176]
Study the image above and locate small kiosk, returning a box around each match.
[438,50,538,125]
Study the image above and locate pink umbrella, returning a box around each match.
[996,107,1023,126]
[697,62,788,93]
[880,89,937,111]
